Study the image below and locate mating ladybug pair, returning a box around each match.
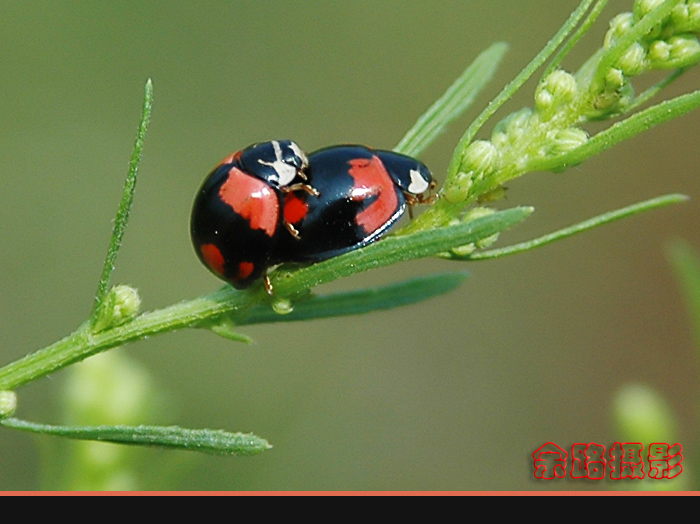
[191,140,435,291]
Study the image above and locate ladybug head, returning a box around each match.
[375,151,434,198]
[239,139,309,187]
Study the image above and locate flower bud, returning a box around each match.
[460,140,500,177]
[492,108,532,147]
[666,35,700,69]
[547,128,589,157]
[449,208,501,256]
[648,39,671,63]
[634,0,669,39]
[443,171,473,203]
[604,13,634,49]
[536,70,578,120]
[633,0,666,22]
[92,285,141,332]
[0,390,17,419]
[617,42,647,76]
[688,2,700,32]
[604,67,625,91]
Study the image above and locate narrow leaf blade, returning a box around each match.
[243,272,469,325]
[1,417,270,456]
[272,206,533,293]
[462,194,689,261]
[668,240,700,351]
[394,42,509,158]
[90,79,154,327]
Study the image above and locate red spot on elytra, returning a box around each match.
[347,156,397,234]
[219,167,279,236]
[237,261,255,280]
[200,243,225,276]
[284,192,309,225]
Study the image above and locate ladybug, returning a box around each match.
[191,141,434,291]
[190,140,315,289]
[278,145,434,262]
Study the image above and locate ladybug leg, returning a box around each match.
[283,220,301,240]
[263,273,274,295]
[282,183,320,197]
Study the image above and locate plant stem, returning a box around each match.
[0,208,532,391]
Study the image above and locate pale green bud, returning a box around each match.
[536,70,578,120]
[443,171,473,203]
[492,108,532,146]
[604,13,634,49]
[605,68,625,91]
[460,140,500,177]
[671,3,691,30]
[93,285,141,332]
[666,35,700,68]
[0,390,17,419]
[648,39,671,63]
[547,128,589,156]
[617,42,647,76]
[633,0,666,22]
[534,89,556,120]
[448,208,500,256]
[688,2,700,32]
[633,0,668,39]
[544,70,578,102]
[671,2,700,35]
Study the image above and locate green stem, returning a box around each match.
[0,286,255,391]
[0,208,532,391]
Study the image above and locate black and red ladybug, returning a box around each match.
[191,140,434,290]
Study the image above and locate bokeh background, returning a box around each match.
[1,0,698,491]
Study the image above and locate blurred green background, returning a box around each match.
[1,0,699,491]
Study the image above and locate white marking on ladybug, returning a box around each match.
[288,141,309,169]
[258,140,298,186]
[408,169,430,194]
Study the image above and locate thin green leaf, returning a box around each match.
[243,272,468,325]
[394,42,509,158]
[529,89,700,173]
[90,79,153,328]
[460,194,688,261]
[625,69,688,114]
[543,0,609,78]
[1,417,270,456]
[271,207,533,293]
[667,240,700,351]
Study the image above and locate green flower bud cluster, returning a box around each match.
[591,1,700,115]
